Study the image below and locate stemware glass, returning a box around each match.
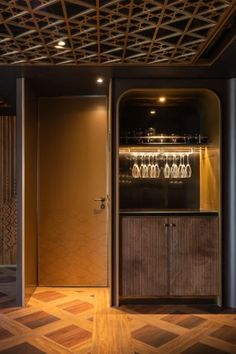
[179,154,186,178]
[150,154,155,178]
[186,153,192,178]
[164,154,171,178]
[154,154,161,178]
[171,154,178,178]
[140,155,148,178]
[132,154,140,178]
[147,154,153,178]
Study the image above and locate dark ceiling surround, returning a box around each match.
[0,0,235,66]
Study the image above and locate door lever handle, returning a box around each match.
[94,197,106,202]
[94,197,106,209]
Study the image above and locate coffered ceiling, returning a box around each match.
[0,0,235,66]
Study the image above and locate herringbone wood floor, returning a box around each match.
[0,287,236,353]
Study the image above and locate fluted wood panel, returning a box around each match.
[120,216,168,297]
[169,216,219,296]
[0,116,17,265]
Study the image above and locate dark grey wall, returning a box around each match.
[223,78,236,308]
[16,78,24,306]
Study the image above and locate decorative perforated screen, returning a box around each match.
[0,0,235,65]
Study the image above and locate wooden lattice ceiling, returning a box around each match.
[0,0,235,65]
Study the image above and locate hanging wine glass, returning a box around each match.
[140,155,148,178]
[154,154,161,178]
[164,154,171,178]
[171,154,178,178]
[179,154,186,178]
[147,154,152,178]
[140,155,144,178]
[186,153,192,178]
[132,154,140,178]
[150,154,156,178]
[144,155,149,178]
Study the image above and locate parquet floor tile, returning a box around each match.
[132,324,179,348]
[45,324,92,348]
[181,342,230,354]
[32,291,66,303]
[58,299,93,315]
[0,327,13,341]
[0,342,46,354]
[162,313,207,329]
[210,325,236,346]
[0,288,236,353]
[15,311,60,329]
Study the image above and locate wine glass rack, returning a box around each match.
[120,133,208,146]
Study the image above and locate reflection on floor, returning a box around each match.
[0,266,16,308]
[0,288,236,353]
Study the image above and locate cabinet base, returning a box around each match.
[119,297,218,306]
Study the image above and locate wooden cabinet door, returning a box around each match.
[120,216,168,297]
[169,216,219,296]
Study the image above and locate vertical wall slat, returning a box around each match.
[0,115,17,265]
[0,118,3,264]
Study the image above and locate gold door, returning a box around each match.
[38,97,108,286]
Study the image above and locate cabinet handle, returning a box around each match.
[164,223,170,227]
[170,223,176,227]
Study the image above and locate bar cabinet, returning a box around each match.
[116,89,221,305]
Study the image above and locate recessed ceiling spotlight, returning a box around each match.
[58,40,66,46]
[158,96,166,103]
[96,77,104,84]
[55,40,66,49]
[150,109,156,115]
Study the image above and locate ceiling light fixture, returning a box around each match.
[96,77,104,83]
[58,40,66,46]
[150,109,156,115]
[55,40,66,49]
[158,96,166,103]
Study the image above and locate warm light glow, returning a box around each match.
[55,40,66,49]
[150,110,156,115]
[96,77,104,83]
[58,40,66,46]
[158,96,166,103]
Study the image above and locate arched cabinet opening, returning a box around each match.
[116,89,221,305]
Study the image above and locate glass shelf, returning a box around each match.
[120,134,208,146]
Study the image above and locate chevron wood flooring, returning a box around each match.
[0,288,236,353]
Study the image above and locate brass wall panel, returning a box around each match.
[39,97,108,286]
[199,91,220,212]
[0,116,17,265]
[200,147,220,211]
